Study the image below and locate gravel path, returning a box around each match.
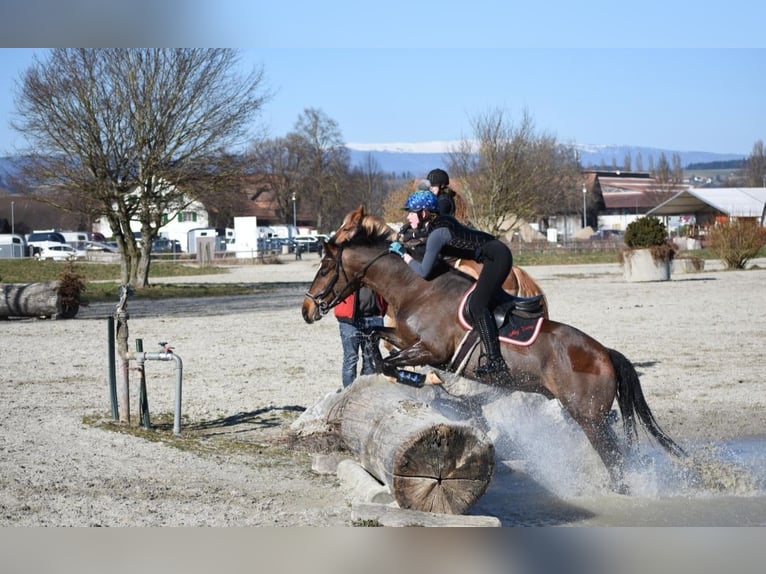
[1,256,764,526]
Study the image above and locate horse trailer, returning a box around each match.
[0,233,32,258]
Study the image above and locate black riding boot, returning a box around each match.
[473,309,511,385]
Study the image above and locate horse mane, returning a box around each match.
[359,213,396,243]
[332,207,396,247]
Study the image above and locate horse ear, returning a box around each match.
[349,205,365,222]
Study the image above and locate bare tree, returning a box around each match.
[248,134,306,225]
[671,152,684,185]
[345,153,387,216]
[290,108,350,230]
[635,152,644,172]
[622,152,632,172]
[448,108,580,235]
[745,140,766,187]
[12,48,268,287]
[653,152,685,192]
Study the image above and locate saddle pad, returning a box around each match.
[457,286,544,347]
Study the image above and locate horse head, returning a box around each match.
[302,208,396,324]
[302,240,349,323]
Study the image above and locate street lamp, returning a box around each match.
[582,186,587,229]
[291,192,297,229]
[11,201,14,234]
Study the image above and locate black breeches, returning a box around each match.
[468,240,513,319]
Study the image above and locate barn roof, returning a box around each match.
[647,187,766,218]
[602,191,674,210]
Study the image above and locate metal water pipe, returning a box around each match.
[127,349,184,435]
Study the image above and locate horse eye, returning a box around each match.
[318,261,333,276]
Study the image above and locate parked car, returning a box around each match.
[27,231,66,247]
[83,240,118,253]
[33,241,84,261]
[590,229,625,241]
[152,238,182,253]
[292,235,322,253]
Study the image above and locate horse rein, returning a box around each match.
[303,244,392,315]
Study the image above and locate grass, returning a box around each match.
[0,259,265,302]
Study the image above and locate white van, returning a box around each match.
[59,231,89,247]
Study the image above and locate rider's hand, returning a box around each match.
[389,241,405,258]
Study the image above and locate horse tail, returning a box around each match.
[512,266,550,320]
[608,348,686,458]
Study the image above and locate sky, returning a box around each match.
[1,2,765,157]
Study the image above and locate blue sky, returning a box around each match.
[1,2,765,157]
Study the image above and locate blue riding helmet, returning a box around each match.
[403,190,438,212]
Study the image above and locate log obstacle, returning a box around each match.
[314,376,495,515]
[0,281,78,319]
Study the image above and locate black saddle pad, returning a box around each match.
[457,285,544,346]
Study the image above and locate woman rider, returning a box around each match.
[390,190,514,384]
[426,168,456,217]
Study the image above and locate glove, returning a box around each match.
[389,241,405,258]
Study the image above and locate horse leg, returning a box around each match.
[382,340,439,369]
[578,416,628,494]
[375,326,411,351]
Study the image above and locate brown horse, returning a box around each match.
[302,207,685,491]
[331,206,549,318]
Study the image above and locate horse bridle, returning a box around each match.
[303,244,391,315]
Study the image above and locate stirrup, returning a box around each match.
[474,355,511,385]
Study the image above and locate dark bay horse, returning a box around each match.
[302,208,685,491]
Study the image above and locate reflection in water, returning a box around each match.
[470,394,766,526]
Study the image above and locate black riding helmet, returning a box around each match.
[427,168,449,188]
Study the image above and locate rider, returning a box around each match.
[391,190,514,384]
[426,168,456,217]
[396,179,432,260]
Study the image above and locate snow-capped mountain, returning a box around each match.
[345,141,746,176]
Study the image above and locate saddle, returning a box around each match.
[449,285,545,375]
[458,284,545,333]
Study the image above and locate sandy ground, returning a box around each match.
[1,254,764,526]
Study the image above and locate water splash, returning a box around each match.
[478,393,763,499]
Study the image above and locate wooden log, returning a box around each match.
[0,281,76,319]
[332,377,494,515]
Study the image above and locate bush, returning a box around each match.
[58,262,87,318]
[624,216,676,262]
[624,216,667,248]
[707,219,766,269]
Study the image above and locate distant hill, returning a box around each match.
[3,144,748,192]
[346,142,747,177]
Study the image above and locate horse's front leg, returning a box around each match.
[382,340,438,370]
[374,326,411,351]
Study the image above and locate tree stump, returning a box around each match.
[325,377,495,515]
[0,281,77,319]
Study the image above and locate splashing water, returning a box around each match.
[474,391,765,523]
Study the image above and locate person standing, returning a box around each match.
[333,286,387,388]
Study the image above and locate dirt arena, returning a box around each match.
[1,255,764,526]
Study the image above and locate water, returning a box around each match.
[469,394,766,526]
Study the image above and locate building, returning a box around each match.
[647,187,766,228]
[583,170,688,233]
